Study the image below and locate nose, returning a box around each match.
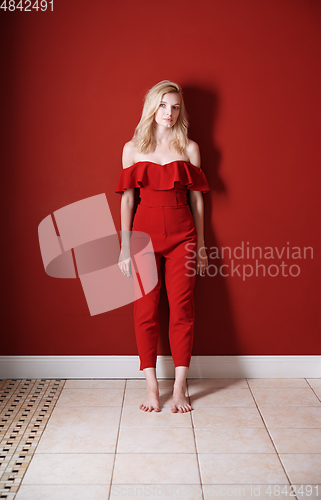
[165,107,172,117]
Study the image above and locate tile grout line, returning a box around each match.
[246,378,299,499]
[107,379,127,500]
[188,380,205,500]
[305,378,321,404]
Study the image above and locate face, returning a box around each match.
[154,92,181,128]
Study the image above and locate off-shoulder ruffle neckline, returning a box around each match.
[125,160,198,169]
[115,159,210,194]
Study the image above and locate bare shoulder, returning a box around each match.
[186,140,201,168]
[122,140,137,169]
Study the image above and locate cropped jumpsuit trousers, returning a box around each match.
[131,185,197,371]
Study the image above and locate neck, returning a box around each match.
[154,124,174,144]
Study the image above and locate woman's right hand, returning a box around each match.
[118,246,132,277]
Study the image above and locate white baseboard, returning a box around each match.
[0,355,320,379]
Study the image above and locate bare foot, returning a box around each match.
[139,381,160,412]
[171,384,192,413]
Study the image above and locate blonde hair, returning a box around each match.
[133,80,189,155]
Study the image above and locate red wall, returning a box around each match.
[2,0,320,356]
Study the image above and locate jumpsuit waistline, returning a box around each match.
[139,202,189,208]
[138,187,188,208]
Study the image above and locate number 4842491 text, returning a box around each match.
[1,0,53,11]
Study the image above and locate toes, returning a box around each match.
[176,403,192,413]
[172,401,191,413]
[140,402,161,412]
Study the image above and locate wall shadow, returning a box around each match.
[158,84,242,364]
[1,14,23,354]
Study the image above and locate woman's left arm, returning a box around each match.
[187,141,208,276]
[190,191,208,275]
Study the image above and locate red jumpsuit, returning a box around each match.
[116,160,210,370]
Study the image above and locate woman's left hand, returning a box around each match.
[196,244,208,276]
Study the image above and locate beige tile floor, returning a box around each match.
[1,378,321,500]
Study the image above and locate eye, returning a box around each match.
[159,103,165,107]
[173,106,179,110]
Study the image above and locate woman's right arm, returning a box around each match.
[118,142,136,277]
[120,189,135,248]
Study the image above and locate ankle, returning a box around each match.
[146,379,159,392]
[173,381,186,393]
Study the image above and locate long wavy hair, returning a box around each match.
[133,80,189,155]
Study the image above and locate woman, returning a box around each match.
[116,80,210,413]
